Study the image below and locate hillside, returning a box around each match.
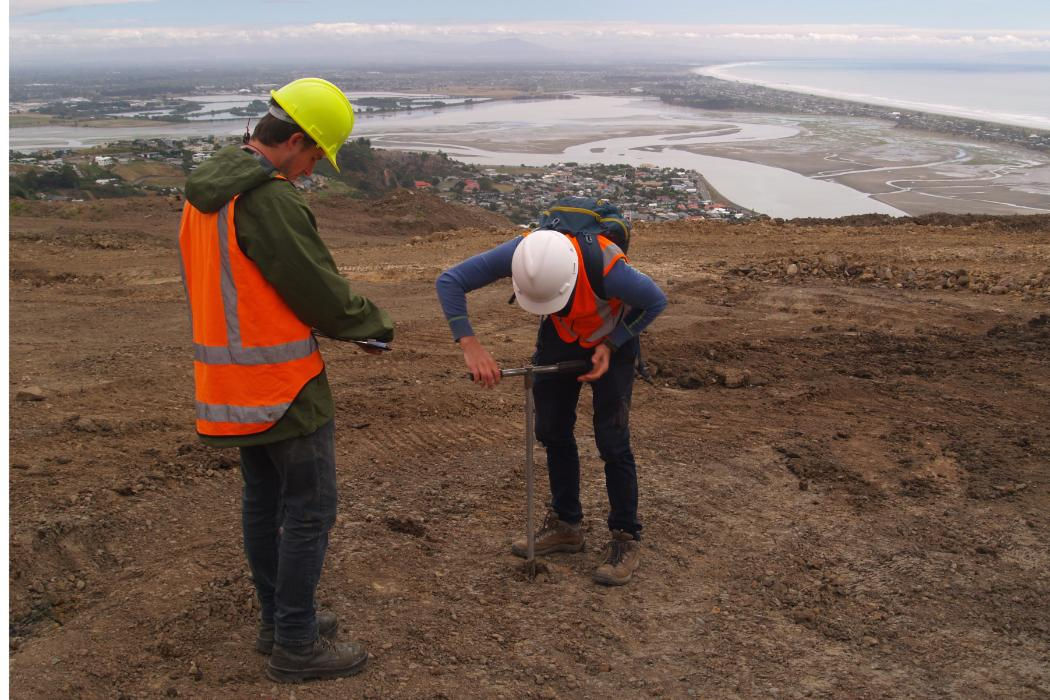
[326,139,479,196]
[9,138,479,202]
[8,196,1050,698]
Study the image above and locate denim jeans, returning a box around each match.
[532,322,642,537]
[239,419,337,648]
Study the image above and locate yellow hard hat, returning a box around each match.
[270,78,354,172]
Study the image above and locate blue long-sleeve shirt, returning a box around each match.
[436,236,667,349]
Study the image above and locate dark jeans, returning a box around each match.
[239,419,337,648]
[533,322,642,537]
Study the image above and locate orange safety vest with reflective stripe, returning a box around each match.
[549,234,627,348]
[178,185,324,436]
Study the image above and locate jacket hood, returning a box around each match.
[184,145,276,213]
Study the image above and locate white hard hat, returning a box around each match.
[511,229,579,315]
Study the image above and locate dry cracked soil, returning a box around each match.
[8,192,1050,699]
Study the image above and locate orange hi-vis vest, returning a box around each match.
[550,233,627,348]
[178,188,324,436]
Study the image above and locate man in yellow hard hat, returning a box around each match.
[179,77,392,683]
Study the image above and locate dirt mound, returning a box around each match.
[10,194,183,221]
[309,188,513,239]
[8,199,1050,698]
[786,212,1050,232]
[725,254,1050,296]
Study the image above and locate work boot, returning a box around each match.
[256,610,339,655]
[593,530,641,586]
[266,636,368,684]
[511,510,584,558]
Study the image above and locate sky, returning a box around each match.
[9,0,1050,67]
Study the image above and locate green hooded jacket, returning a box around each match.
[183,145,394,447]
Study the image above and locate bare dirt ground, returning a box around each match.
[8,192,1050,699]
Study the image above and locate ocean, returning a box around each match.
[697,60,1050,131]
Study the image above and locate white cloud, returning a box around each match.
[9,20,1050,62]
[11,0,155,16]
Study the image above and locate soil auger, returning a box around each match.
[472,360,590,580]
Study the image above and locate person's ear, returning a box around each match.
[287,131,305,149]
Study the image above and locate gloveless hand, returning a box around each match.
[578,343,611,382]
[460,335,501,388]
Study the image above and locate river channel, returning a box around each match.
[10,94,907,218]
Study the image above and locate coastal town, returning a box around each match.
[415,162,752,224]
[8,136,756,224]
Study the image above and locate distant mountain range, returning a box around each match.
[324,37,600,65]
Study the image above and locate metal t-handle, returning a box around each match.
[500,360,590,377]
[464,360,590,381]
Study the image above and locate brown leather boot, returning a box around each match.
[511,510,584,557]
[266,636,368,683]
[256,609,339,655]
[593,530,641,586]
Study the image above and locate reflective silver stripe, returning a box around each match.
[583,246,624,343]
[216,203,243,348]
[194,337,318,365]
[583,298,624,344]
[601,243,623,270]
[196,400,291,424]
[190,200,318,369]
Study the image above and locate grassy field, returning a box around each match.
[492,165,547,175]
[111,160,185,187]
[10,113,59,127]
[10,112,181,128]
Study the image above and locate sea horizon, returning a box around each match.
[696,59,1050,132]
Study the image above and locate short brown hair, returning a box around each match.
[250,100,317,147]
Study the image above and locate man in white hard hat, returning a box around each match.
[436,220,666,585]
[180,78,393,682]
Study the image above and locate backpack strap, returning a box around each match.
[547,232,605,317]
[575,232,607,301]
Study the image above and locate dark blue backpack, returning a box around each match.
[535,197,632,300]
[537,197,631,251]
